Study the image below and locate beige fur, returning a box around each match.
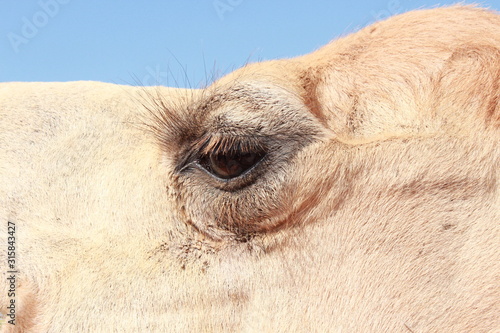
[1,5,499,332]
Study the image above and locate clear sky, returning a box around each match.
[1,0,499,88]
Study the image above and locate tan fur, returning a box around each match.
[1,5,499,332]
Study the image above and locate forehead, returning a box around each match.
[195,81,299,113]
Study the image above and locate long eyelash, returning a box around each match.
[194,134,266,156]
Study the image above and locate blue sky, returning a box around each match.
[1,0,499,88]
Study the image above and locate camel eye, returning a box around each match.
[199,150,265,180]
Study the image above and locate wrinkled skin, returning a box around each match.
[1,5,499,332]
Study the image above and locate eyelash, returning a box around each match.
[197,134,266,157]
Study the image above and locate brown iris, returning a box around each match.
[200,151,265,180]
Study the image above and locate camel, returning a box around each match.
[1,5,498,332]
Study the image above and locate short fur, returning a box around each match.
[1,5,499,332]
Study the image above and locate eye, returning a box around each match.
[199,150,266,180]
